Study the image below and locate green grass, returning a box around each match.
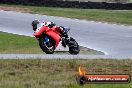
[0,4,132,25]
[0,31,103,54]
[28,7,132,25]
[0,32,43,54]
[0,59,131,88]
[130,0,132,3]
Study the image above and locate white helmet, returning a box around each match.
[45,22,56,28]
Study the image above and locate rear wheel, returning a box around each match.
[39,37,55,54]
[68,37,80,55]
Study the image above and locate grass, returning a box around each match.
[0,4,132,25]
[0,31,43,54]
[130,0,132,3]
[0,31,103,54]
[0,59,131,88]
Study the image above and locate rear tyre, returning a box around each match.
[39,37,55,54]
[68,37,80,55]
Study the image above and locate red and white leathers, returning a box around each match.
[33,22,65,48]
[34,22,64,36]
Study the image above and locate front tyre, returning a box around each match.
[39,37,55,54]
[68,37,80,55]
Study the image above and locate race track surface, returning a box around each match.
[0,10,132,57]
[0,54,132,59]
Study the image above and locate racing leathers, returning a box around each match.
[36,22,69,38]
[34,22,70,47]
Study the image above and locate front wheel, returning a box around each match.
[68,37,80,55]
[39,37,55,54]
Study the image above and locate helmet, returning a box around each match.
[32,19,40,31]
[45,22,56,28]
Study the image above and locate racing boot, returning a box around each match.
[61,32,71,47]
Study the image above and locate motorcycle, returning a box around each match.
[33,24,80,54]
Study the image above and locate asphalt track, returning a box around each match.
[0,54,132,59]
[0,10,132,58]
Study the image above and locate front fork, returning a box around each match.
[45,35,49,43]
[36,35,50,46]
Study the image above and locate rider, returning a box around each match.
[31,19,70,47]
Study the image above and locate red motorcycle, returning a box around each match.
[33,25,80,54]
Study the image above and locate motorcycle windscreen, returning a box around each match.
[33,26,47,38]
[46,31,60,48]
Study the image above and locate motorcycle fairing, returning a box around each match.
[46,30,60,48]
[34,26,60,48]
[34,26,46,38]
